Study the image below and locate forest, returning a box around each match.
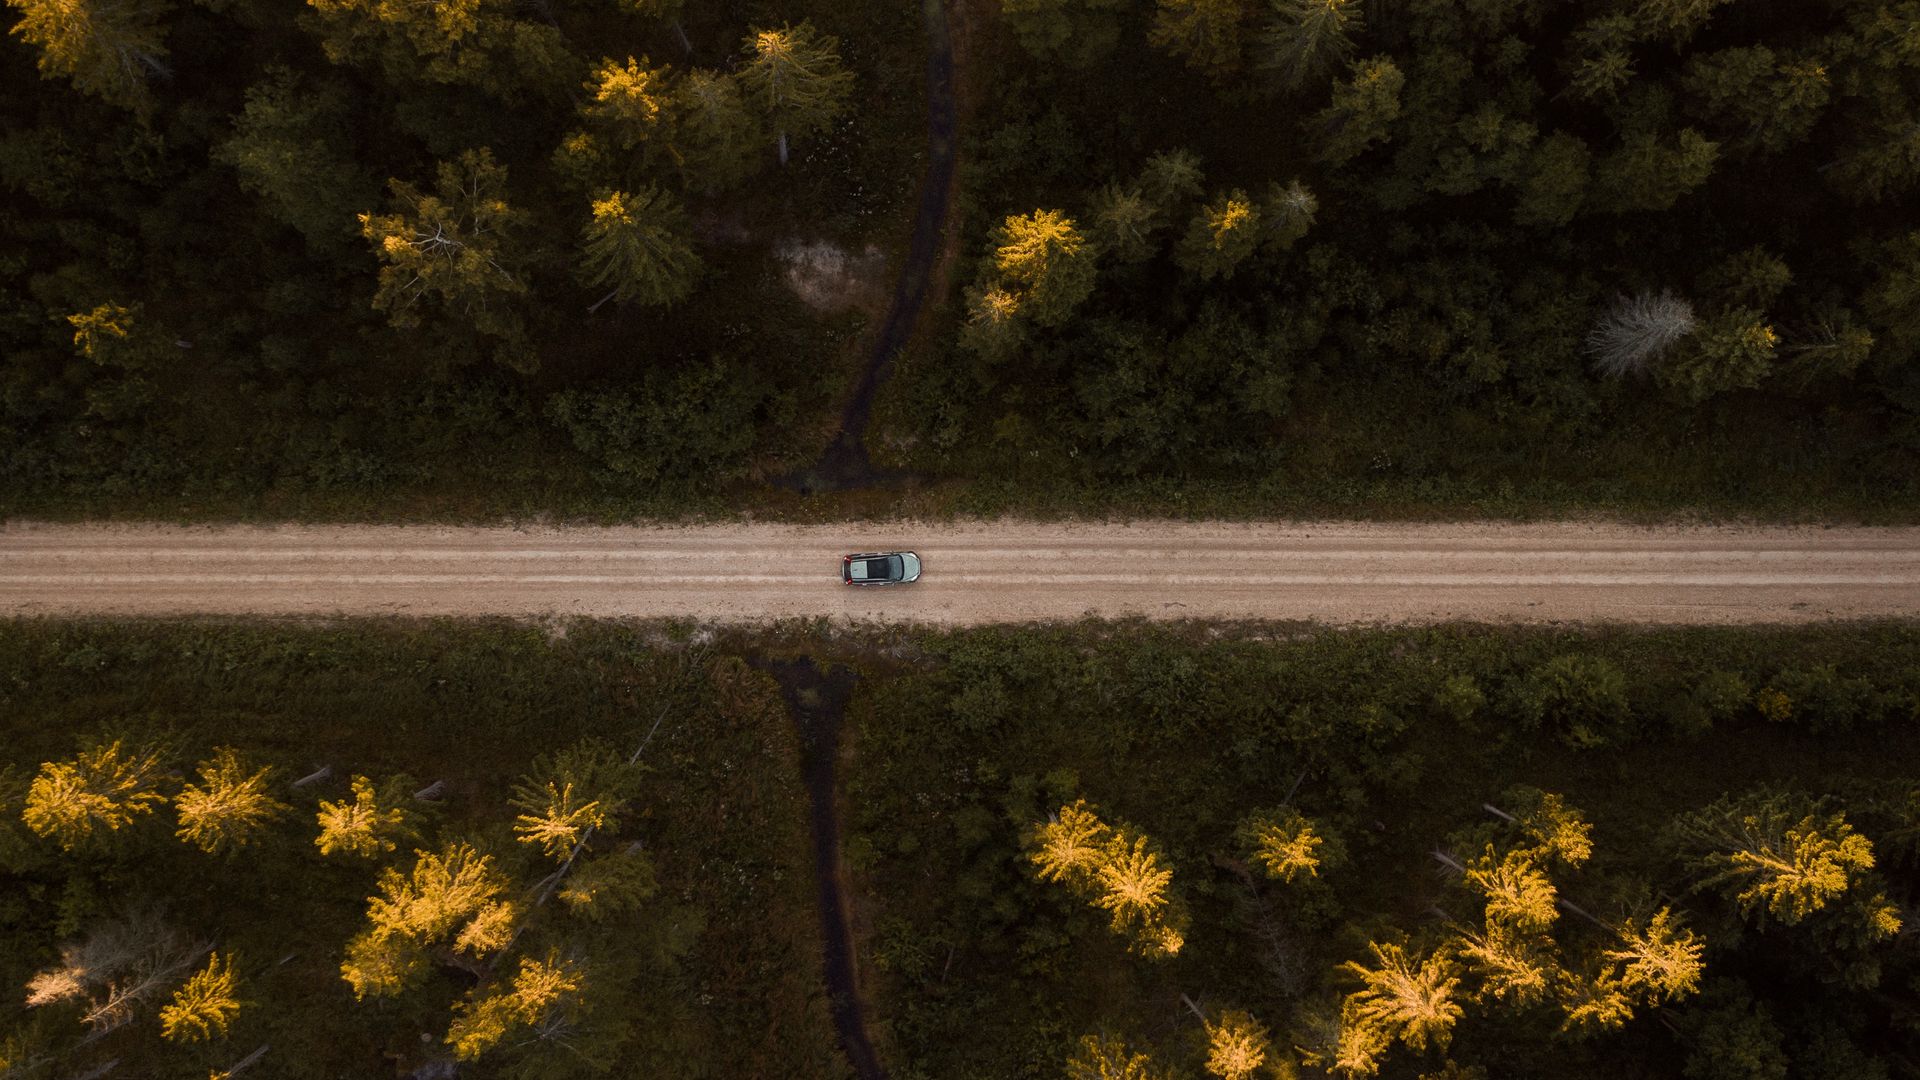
[3,0,1919,517]
[1,617,1917,1077]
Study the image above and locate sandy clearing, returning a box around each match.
[2,520,1919,624]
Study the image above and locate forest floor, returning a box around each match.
[4,520,1919,624]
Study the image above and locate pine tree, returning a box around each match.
[1454,922,1555,1006]
[22,740,168,851]
[959,284,1027,362]
[342,843,516,998]
[1149,0,1253,80]
[1826,101,1920,203]
[214,67,370,248]
[737,21,854,164]
[672,70,762,193]
[1314,57,1403,164]
[1091,184,1161,263]
[1636,0,1737,44]
[990,210,1098,327]
[359,148,531,364]
[1606,908,1705,1003]
[1555,960,1636,1038]
[1866,230,1920,362]
[1784,314,1874,381]
[1065,1034,1169,1080]
[1138,149,1206,210]
[557,848,658,919]
[583,56,676,150]
[512,779,607,860]
[158,953,242,1043]
[1515,131,1592,227]
[175,748,287,855]
[1564,15,1637,103]
[315,775,412,858]
[4,0,171,111]
[1681,47,1831,154]
[1255,0,1362,92]
[1658,307,1776,404]
[1340,942,1463,1054]
[1237,807,1337,883]
[1203,1010,1272,1080]
[1676,980,1788,1080]
[1030,799,1112,888]
[1592,129,1719,213]
[1261,179,1317,250]
[1176,190,1263,281]
[576,186,702,309]
[446,950,585,1060]
[1676,792,1893,928]
[1001,0,1125,67]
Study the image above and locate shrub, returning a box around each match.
[1500,655,1633,749]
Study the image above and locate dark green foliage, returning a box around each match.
[0,620,836,1077]
[883,0,1920,519]
[1499,654,1633,749]
[849,621,1920,1079]
[0,0,919,514]
[544,358,780,487]
[1678,980,1789,1080]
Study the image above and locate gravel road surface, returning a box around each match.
[4,521,1919,624]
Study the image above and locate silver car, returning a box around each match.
[842,551,922,586]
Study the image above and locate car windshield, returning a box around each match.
[875,556,902,578]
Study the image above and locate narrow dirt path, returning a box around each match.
[789,0,959,492]
[5,521,1920,624]
[757,658,887,1080]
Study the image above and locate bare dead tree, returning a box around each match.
[292,765,333,789]
[1585,290,1697,378]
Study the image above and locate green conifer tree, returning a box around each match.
[671,70,763,193]
[583,56,675,150]
[1149,0,1253,79]
[1315,57,1403,164]
[358,148,532,368]
[1657,307,1776,403]
[737,21,854,164]
[577,186,702,309]
[1001,0,1125,66]
[1090,184,1162,263]
[990,209,1098,327]
[1176,190,1263,280]
[1255,0,1362,92]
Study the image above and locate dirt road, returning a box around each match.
[4,521,1920,624]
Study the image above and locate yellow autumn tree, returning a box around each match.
[158,953,242,1043]
[175,748,288,855]
[22,740,168,851]
[445,950,585,1060]
[1203,1010,1271,1080]
[341,843,517,999]
[315,775,411,858]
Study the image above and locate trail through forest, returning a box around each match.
[5,521,1920,624]
[785,0,959,493]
